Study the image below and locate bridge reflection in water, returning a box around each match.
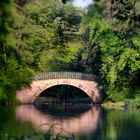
[16,105,101,135]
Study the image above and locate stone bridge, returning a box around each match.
[16,72,102,104]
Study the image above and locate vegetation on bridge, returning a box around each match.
[0,0,140,103]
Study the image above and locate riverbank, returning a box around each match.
[0,99,22,106]
[102,98,140,110]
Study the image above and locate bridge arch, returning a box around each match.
[16,72,102,104]
[34,82,94,103]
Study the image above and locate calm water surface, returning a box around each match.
[0,105,140,140]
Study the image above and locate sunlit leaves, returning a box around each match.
[15,0,82,72]
[82,13,140,101]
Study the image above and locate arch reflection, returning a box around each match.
[16,105,100,135]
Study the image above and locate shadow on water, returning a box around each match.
[34,104,92,118]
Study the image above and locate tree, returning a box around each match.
[76,0,140,101]
[0,0,33,102]
[15,0,82,72]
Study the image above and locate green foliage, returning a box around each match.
[110,0,140,33]
[78,0,140,102]
[0,1,34,102]
[0,0,83,102]
[15,0,82,72]
[0,0,140,103]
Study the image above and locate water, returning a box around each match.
[0,105,140,140]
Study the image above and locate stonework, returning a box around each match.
[16,79,102,104]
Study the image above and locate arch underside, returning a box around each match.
[16,79,101,104]
[34,84,93,103]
